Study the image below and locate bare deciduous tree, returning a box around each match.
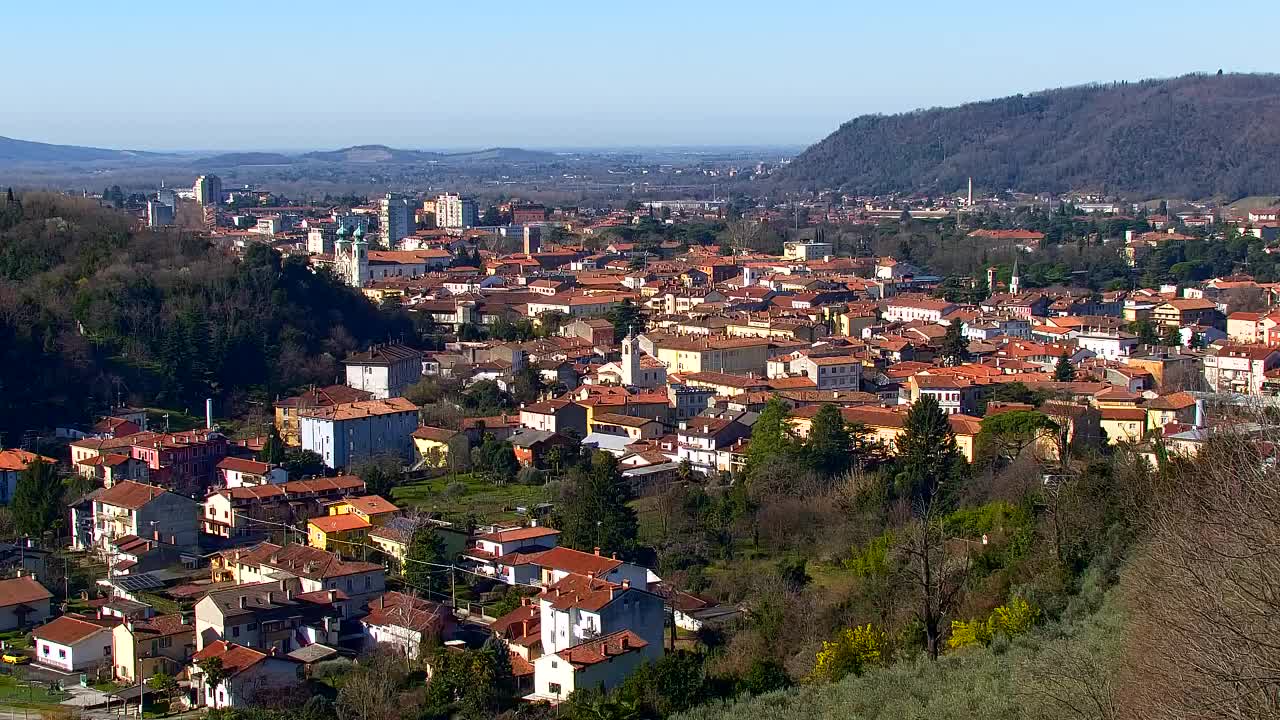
[1120,422,1280,720]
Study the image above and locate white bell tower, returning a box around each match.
[621,333,640,387]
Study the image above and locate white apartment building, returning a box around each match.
[436,193,478,228]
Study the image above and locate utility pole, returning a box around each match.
[450,566,456,608]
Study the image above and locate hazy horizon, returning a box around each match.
[6,1,1279,151]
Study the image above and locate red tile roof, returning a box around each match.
[309,514,370,533]
[0,450,56,472]
[477,526,561,543]
[0,576,52,608]
[34,615,114,645]
[556,629,648,668]
[96,481,169,510]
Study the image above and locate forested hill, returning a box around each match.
[0,192,412,441]
[781,73,1280,199]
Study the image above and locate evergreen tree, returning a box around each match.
[894,396,965,511]
[745,397,796,476]
[1160,324,1183,347]
[555,451,638,555]
[1053,352,1076,382]
[940,321,970,366]
[11,457,61,538]
[606,298,648,338]
[403,522,447,595]
[806,403,853,476]
[258,426,286,464]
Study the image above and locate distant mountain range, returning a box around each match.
[0,137,561,168]
[780,73,1280,199]
[0,135,170,164]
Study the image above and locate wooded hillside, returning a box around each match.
[781,73,1280,198]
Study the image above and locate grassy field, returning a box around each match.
[0,672,71,708]
[391,473,551,524]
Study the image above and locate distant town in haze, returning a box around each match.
[0,65,1277,720]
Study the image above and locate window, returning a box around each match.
[232,626,240,637]
[159,637,172,649]
[59,649,66,659]
[550,660,558,669]
[247,623,258,631]
[42,645,49,656]
[549,683,562,696]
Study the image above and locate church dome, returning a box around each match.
[353,225,366,240]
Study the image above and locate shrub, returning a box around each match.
[810,624,887,683]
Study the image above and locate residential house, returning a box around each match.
[298,398,419,469]
[589,413,664,441]
[462,525,562,583]
[1152,299,1220,328]
[1203,344,1280,395]
[343,344,424,399]
[88,481,199,552]
[71,429,229,493]
[212,543,385,608]
[273,385,374,447]
[33,615,115,672]
[882,297,956,323]
[519,399,589,437]
[640,334,770,375]
[677,416,751,474]
[791,354,863,391]
[1099,408,1148,444]
[1146,392,1198,431]
[0,449,55,506]
[537,572,664,656]
[508,429,575,468]
[368,517,468,576]
[360,591,454,659]
[202,476,366,539]
[411,426,465,468]
[112,613,196,684]
[907,375,982,415]
[193,580,343,653]
[190,641,303,709]
[217,458,287,488]
[530,630,652,703]
[0,575,53,631]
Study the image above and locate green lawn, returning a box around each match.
[0,673,71,708]
[0,631,30,650]
[391,473,551,524]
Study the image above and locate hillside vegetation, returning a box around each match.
[0,192,412,441]
[782,73,1280,198]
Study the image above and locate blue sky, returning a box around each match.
[4,0,1276,151]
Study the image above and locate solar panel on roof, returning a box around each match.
[112,573,166,592]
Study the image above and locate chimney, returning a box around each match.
[621,579,631,589]
[593,547,601,556]
[611,552,618,560]
[286,588,294,601]
[328,590,337,602]
[587,571,595,580]
[379,595,385,608]
[206,398,214,430]
[278,579,288,591]
[620,635,629,650]
[238,596,247,609]
[153,530,160,541]
[266,591,275,605]
[1195,398,1206,429]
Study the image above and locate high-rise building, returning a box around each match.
[146,200,175,228]
[379,193,414,247]
[436,193,478,228]
[193,175,222,206]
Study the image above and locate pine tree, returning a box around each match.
[555,451,638,555]
[403,523,447,595]
[806,403,852,476]
[11,457,61,538]
[1161,324,1183,347]
[894,396,965,511]
[258,426,286,465]
[1053,352,1076,382]
[941,321,970,366]
[745,397,796,476]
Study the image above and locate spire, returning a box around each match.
[1010,256,1021,295]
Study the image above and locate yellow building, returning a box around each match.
[411,426,463,468]
[644,333,771,375]
[788,404,980,462]
[273,385,375,447]
[327,495,399,526]
[308,514,372,557]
